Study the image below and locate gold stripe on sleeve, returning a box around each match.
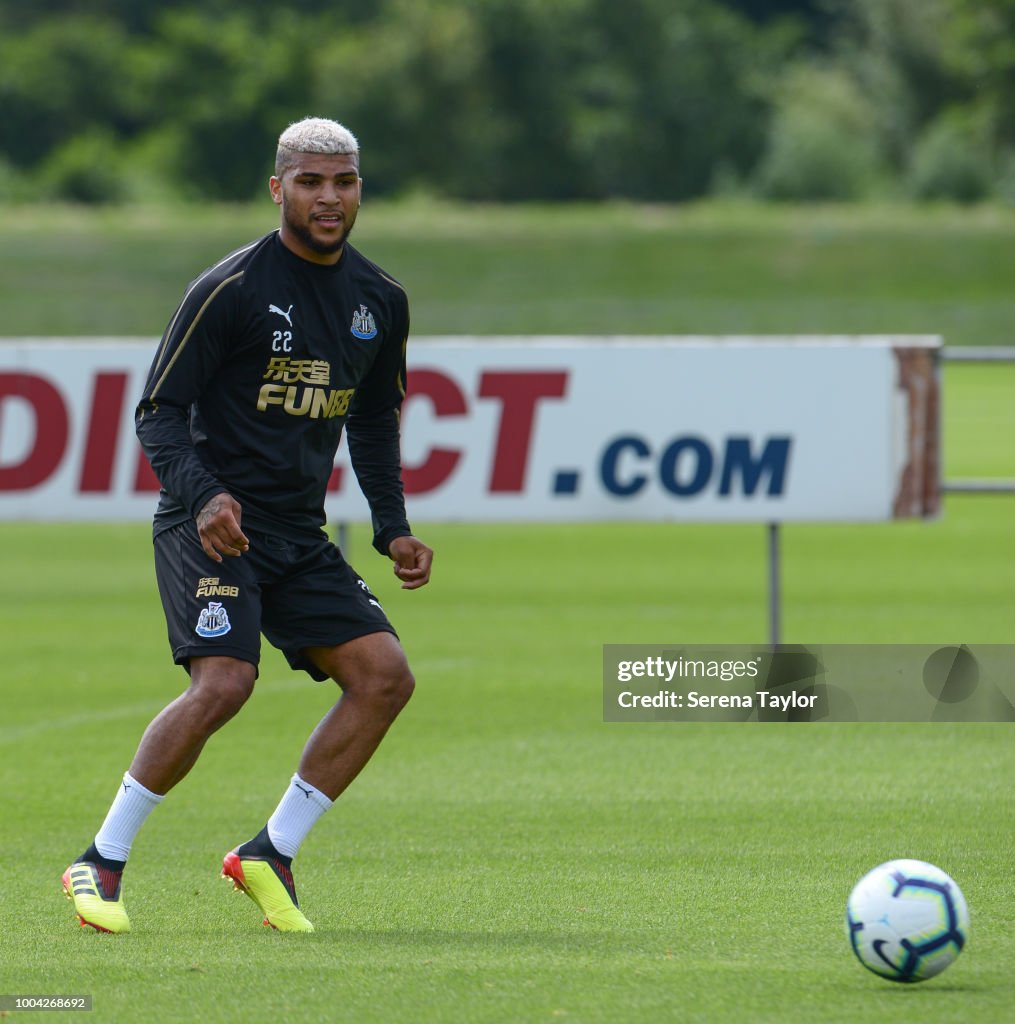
[397,337,407,398]
[147,238,261,387]
[148,271,244,401]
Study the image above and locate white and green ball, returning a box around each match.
[846,859,969,982]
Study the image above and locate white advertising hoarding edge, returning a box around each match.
[0,336,940,524]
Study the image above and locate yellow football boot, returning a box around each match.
[62,862,131,934]
[222,850,314,932]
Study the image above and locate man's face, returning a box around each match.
[270,152,363,264]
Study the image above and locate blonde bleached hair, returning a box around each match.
[275,117,360,177]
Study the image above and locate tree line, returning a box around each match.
[1,0,1012,204]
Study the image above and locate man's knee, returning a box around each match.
[313,636,415,719]
[188,657,256,728]
[381,662,415,714]
[349,659,415,719]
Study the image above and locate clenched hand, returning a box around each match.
[196,492,250,563]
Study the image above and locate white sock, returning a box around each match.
[93,772,164,862]
[267,773,333,859]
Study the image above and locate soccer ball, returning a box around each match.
[846,859,969,983]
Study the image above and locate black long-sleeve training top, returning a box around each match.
[135,231,412,555]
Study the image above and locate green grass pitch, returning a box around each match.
[2,508,1014,1023]
[2,201,1015,344]
[1,205,1014,1022]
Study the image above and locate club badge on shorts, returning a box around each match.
[195,601,232,637]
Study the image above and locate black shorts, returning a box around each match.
[153,522,396,680]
